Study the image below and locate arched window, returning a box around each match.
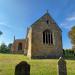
[43,29,53,45]
[18,43,22,50]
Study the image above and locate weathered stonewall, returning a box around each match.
[58,57,67,75]
[15,61,30,75]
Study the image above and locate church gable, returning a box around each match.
[31,12,62,32]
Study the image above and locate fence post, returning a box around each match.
[15,61,30,75]
[58,57,67,75]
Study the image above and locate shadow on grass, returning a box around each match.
[0,53,75,60]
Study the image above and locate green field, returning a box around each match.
[0,54,75,75]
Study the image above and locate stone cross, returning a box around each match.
[58,57,67,75]
[15,61,30,75]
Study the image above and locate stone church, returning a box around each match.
[11,12,63,58]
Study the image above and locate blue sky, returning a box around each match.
[0,0,75,49]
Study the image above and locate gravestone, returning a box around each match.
[58,57,67,75]
[15,61,30,75]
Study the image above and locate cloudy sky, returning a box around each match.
[0,0,75,49]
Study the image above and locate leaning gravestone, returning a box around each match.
[15,61,30,75]
[58,57,67,75]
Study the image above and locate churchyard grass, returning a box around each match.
[0,53,75,75]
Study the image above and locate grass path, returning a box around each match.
[0,53,75,75]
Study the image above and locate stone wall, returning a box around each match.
[27,28,32,58]
[11,39,26,54]
[29,13,63,58]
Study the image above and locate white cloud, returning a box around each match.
[0,13,13,30]
[60,21,75,30]
[0,22,11,28]
[60,13,75,30]
[66,16,75,21]
[0,22,6,25]
[0,22,14,32]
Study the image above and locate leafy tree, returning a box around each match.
[63,49,74,56]
[0,43,7,53]
[0,43,10,53]
[0,31,3,35]
[7,43,12,53]
[8,43,12,49]
[69,26,75,50]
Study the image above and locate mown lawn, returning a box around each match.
[0,53,75,75]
